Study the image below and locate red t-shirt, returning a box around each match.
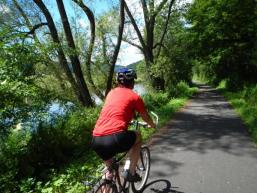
[93,87,146,136]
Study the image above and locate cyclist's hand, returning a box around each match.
[147,123,156,129]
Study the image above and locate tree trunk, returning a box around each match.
[124,0,171,90]
[56,0,94,106]
[33,0,93,106]
[105,0,125,96]
[72,0,105,100]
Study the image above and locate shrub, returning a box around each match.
[143,92,169,111]
[0,129,31,192]
[169,81,197,98]
[0,106,101,193]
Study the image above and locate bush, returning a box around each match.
[143,92,169,111]
[0,129,31,192]
[169,81,197,98]
[0,106,101,193]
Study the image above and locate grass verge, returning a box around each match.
[218,82,257,145]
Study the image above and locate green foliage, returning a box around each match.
[157,98,186,126]
[19,151,102,193]
[168,81,198,98]
[187,0,257,89]
[143,84,197,126]
[143,92,170,111]
[219,83,257,143]
[0,29,51,136]
[0,106,100,193]
[0,129,31,192]
[153,6,193,89]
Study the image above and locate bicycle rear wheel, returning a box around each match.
[93,179,117,193]
[131,146,150,193]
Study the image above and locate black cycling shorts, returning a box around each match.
[91,131,136,161]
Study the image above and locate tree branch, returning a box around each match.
[13,0,41,42]
[122,37,143,51]
[141,0,149,27]
[123,0,146,50]
[153,0,169,18]
[105,0,125,96]
[72,0,95,70]
[27,22,48,35]
[72,0,104,100]
[56,0,95,104]
[155,0,175,58]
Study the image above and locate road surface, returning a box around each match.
[144,84,257,193]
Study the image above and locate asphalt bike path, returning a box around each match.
[143,84,257,193]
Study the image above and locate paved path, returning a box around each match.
[144,84,257,193]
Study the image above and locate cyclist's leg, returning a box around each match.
[91,136,116,180]
[103,158,114,180]
[128,131,142,175]
[104,158,113,168]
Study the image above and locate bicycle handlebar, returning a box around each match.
[150,111,159,127]
[130,111,159,129]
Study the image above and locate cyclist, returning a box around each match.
[91,68,156,182]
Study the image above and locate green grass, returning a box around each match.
[218,83,257,144]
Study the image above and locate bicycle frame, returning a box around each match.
[107,155,130,193]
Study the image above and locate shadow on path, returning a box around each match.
[145,84,257,193]
[149,84,257,159]
[142,179,185,193]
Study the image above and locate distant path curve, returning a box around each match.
[144,84,257,193]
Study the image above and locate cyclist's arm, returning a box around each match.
[139,111,156,128]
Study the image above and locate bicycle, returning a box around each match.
[85,112,158,193]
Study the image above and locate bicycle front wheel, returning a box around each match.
[131,146,150,193]
[93,179,117,193]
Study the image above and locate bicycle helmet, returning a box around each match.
[116,68,137,86]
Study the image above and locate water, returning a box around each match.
[134,84,146,96]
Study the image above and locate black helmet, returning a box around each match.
[116,68,137,86]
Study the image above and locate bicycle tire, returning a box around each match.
[92,179,118,193]
[131,146,150,193]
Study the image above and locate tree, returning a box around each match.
[105,1,125,95]
[153,4,193,89]
[33,0,94,106]
[123,0,176,90]
[187,0,257,89]
[72,0,105,100]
